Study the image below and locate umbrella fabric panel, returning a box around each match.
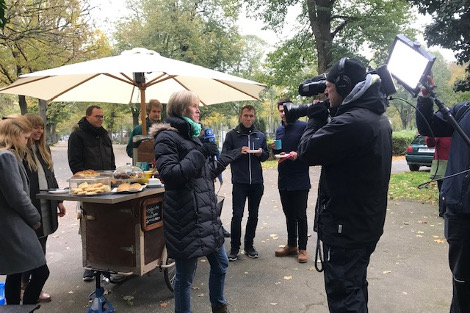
[0,74,265,105]
[0,47,267,105]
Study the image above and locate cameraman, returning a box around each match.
[297,58,392,313]
[416,92,470,313]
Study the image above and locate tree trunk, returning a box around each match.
[19,95,27,114]
[307,0,334,74]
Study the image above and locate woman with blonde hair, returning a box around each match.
[0,115,50,305]
[151,90,239,313]
[21,113,66,302]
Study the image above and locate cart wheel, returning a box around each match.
[164,257,175,292]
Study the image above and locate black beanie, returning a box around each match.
[326,58,366,87]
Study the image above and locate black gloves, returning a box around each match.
[197,142,219,158]
[307,101,329,120]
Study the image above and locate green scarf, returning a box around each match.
[182,117,201,138]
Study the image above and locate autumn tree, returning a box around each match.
[406,0,470,92]
[245,0,415,81]
[112,0,252,127]
[0,0,111,143]
[0,0,111,114]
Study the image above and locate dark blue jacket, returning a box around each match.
[416,96,470,214]
[222,124,268,185]
[273,120,310,191]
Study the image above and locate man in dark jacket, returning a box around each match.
[416,94,470,313]
[271,98,311,263]
[68,105,115,174]
[222,105,269,261]
[298,58,392,312]
[68,105,116,281]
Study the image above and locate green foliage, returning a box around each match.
[406,0,470,92]
[113,0,245,72]
[245,0,416,74]
[392,130,416,155]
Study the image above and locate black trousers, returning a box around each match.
[279,189,309,250]
[5,264,49,305]
[22,236,47,285]
[230,183,264,249]
[445,213,470,313]
[322,242,377,313]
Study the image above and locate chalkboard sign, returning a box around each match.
[141,196,163,231]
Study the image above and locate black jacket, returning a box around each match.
[68,117,116,174]
[298,75,392,248]
[416,96,470,214]
[23,146,60,238]
[222,124,269,185]
[151,116,239,259]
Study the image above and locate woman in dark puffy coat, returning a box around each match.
[151,90,239,313]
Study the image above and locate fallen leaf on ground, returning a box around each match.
[270,303,278,305]
[284,275,292,280]
[197,293,205,297]
[160,302,168,308]
[383,271,392,274]
[434,239,445,243]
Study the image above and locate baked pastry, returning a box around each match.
[117,183,131,192]
[73,170,100,178]
[71,182,110,195]
[129,183,142,191]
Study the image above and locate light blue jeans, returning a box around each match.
[174,245,228,313]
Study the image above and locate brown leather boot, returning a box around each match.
[297,250,308,263]
[212,303,230,313]
[275,245,298,257]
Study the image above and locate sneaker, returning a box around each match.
[109,273,128,284]
[244,246,259,259]
[83,269,95,282]
[275,245,298,257]
[298,250,308,263]
[228,249,240,261]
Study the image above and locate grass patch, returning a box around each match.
[262,160,279,170]
[389,171,439,204]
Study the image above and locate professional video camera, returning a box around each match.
[284,64,396,124]
[298,73,327,97]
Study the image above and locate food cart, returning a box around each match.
[37,186,174,312]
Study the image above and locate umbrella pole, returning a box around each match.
[140,87,147,135]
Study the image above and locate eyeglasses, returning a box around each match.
[93,115,105,119]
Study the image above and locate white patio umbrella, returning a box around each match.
[0,47,266,134]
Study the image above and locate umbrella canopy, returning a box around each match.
[0,47,266,134]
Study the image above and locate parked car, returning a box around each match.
[405,135,435,171]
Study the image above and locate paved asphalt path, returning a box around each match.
[1,143,451,313]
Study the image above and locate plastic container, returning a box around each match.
[69,176,111,196]
[112,164,145,185]
[0,281,5,305]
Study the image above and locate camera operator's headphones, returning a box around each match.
[335,57,352,98]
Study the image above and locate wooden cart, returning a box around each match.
[37,187,175,292]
